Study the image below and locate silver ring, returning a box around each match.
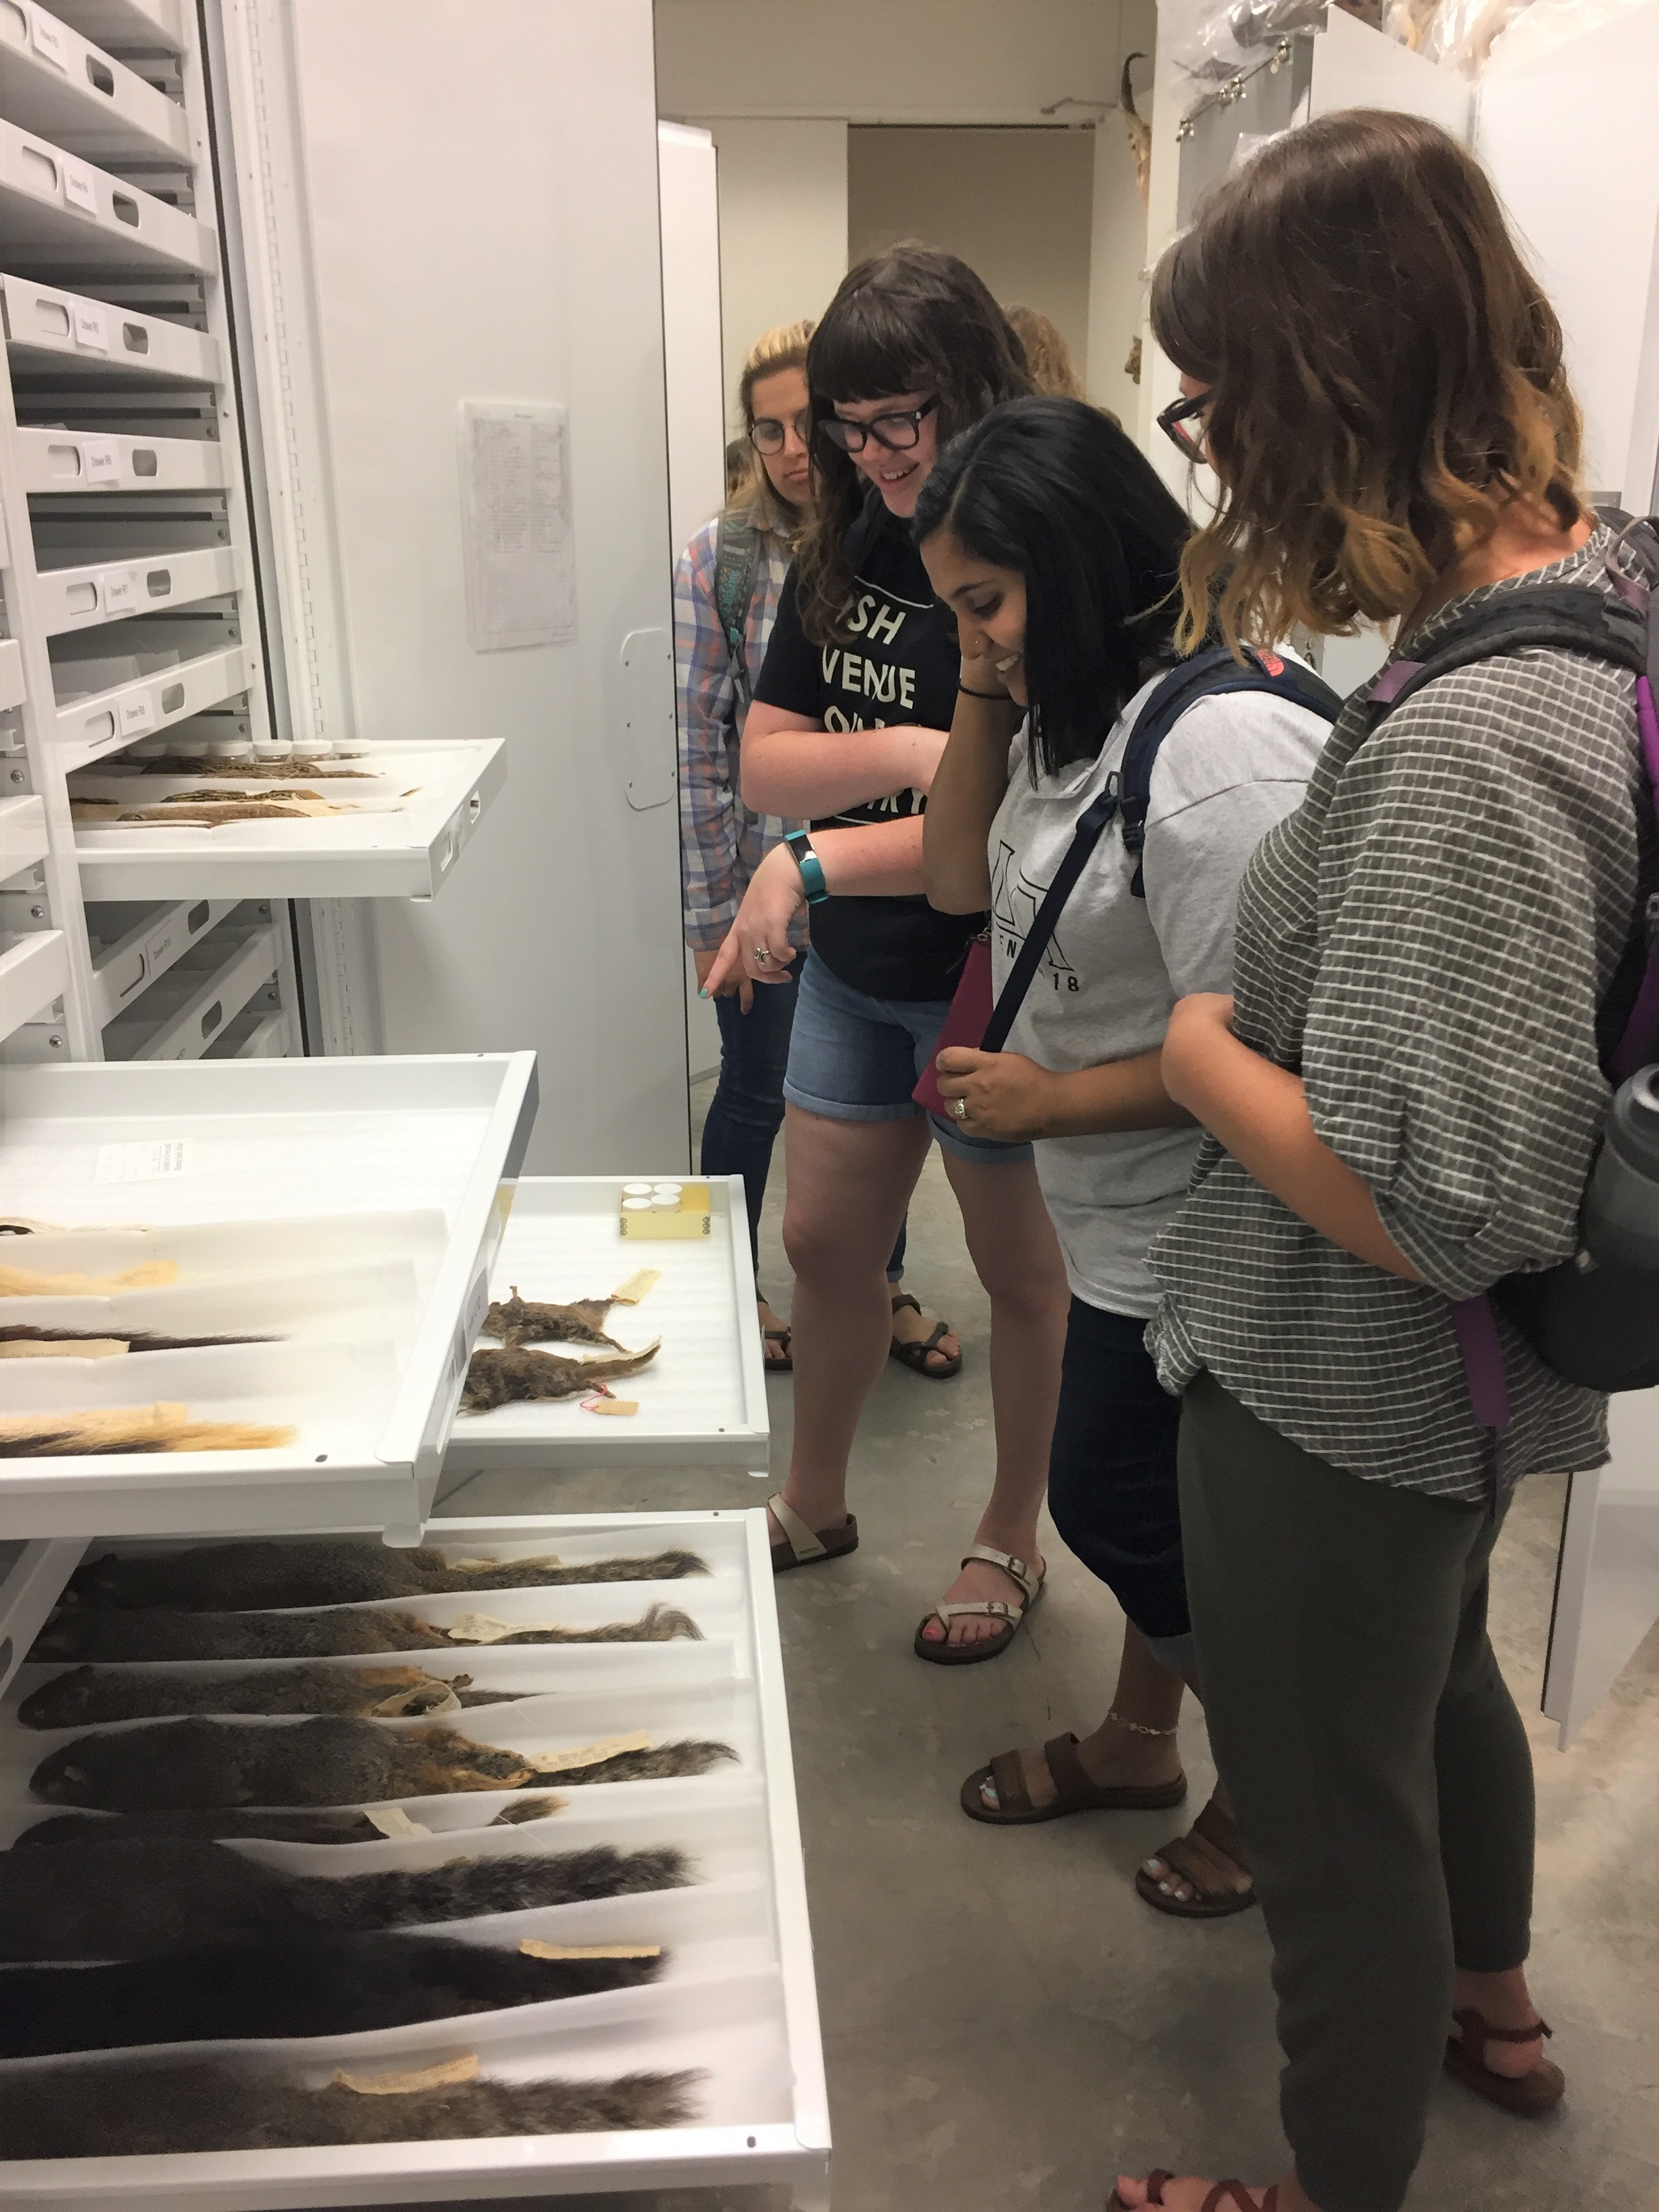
[752,945,773,966]
[951,1096,969,1123]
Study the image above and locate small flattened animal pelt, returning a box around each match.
[0,1404,295,1458]
[30,1715,738,1809]
[11,1797,562,1849]
[68,1535,708,1612]
[461,1341,659,1413]
[30,1604,456,1664]
[0,1324,274,1355]
[0,2057,697,2158]
[0,1931,668,2060]
[0,1837,690,1959]
[483,1286,623,1349]
[16,1662,513,1730]
[445,1602,701,1647]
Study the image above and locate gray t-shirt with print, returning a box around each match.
[989,673,1331,1316]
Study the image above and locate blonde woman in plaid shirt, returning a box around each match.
[676,323,955,1376]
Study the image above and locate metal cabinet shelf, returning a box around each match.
[16,420,227,492]
[2,273,222,384]
[0,115,213,277]
[34,541,243,633]
[45,0,182,49]
[0,792,49,881]
[84,886,232,1023]
[102,906,274,1058]
[0,1,190,167]
[53,639,246,765]
[0,634,22,709]
[0,921,66,1036]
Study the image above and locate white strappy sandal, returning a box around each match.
[766,1492,859,1574]
[914,1543,1045,1666]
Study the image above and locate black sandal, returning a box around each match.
[888,1292,961,1379]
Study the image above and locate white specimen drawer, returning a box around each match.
[0,635,22,710]
[0,1,190,166]
[0,922,65,1038]
[0,115,212,276]
[1,273,222,384]
[102,914,276,1061]
[0,793,48,882]
[36,544,245,634]
[16,423,228,495]
[45,0,180,49]
[71,739,506,901]
[54,642,247,769]
[86,890,236,1027]
[0,1050,539,1540]
[0,1510,830,2211]
[442,1174,769,1479]
[205,1000,285,1059]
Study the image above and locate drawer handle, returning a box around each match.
[130,447,157,476]
[85,57,115,96]
[121,322,148,354]
[186,900,209,934]
[200,1000,223,1039]
[18,144,57,200]
[146,567,172,596]
[32,298,70,338]
[110,192,139,228]
[159,682,184,712]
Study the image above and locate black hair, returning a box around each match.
[794,243,1031,645]
[914,396,1191,778]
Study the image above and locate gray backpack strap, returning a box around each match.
[713,514,762,710]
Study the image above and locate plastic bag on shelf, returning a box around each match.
[1382,0,1534,70]
[1486,0,1651,67]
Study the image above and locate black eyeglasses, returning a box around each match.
[750,409,812,455]
[819,397,939,455]
[1158,389,1212,462]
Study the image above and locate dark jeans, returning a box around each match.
[700,971,904,1284]
[1179,1370,1536,2212]
[1046,1298,1192,1671]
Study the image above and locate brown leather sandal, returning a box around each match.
[888,1292,962,1378]
[961,1732,1188,1826]
[1444,2007,1565,2116]
[1134,1798,1256,1919]
[767,1492,858,1574]
[1109,2176,1277,2211]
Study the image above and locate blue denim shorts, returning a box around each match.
[782,952,1033,1166]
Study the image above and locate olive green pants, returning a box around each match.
[1178,1371,1536,2212]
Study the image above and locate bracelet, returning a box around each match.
[958,682,1010,700]
[783,830,830,905]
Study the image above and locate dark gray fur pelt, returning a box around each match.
[0,1837,689,1959]
[17,1662,516,1729]
[68,1538,710,1611]
[0,2057,698,2156]
[30,1714,740,1809]
[0,1931,668,2058]
[30,1598,699,1664]
[12,1795,564,1849]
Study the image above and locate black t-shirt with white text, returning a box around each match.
[752,509,981,1002]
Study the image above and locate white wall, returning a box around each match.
[846,127,1095,378]
[691,119,848,420]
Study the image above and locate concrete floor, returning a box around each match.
[416,1090,1659,2212]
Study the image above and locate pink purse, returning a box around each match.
[912,936,995,1115]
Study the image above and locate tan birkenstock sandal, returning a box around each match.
[1134,1798,1257,1919]
[961,1731,1188,1825]
[767,1492,858,1575]
[1444,2007,1565,2116]
[1109,2179,1277,2211]
[914,1544,1043,1666]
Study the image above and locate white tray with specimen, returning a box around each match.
[0,1053,538,1542]
[68,741,507,901]
[441,1176,771,1481]
[0,1511,831,2210]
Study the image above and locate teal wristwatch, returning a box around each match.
[785,830,830,905]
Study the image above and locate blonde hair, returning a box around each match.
[725,319,816,524]
[1004,306,1086,403]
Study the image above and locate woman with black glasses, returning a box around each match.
[704,247,1071,1662]
[676,321,953,1379]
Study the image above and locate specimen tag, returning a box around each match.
[519,1940,661,1961]
[441,1612,529,1644]
[0,1338,127,1359]
[365,1805,432,1841]
[449,1551,562,1572]
[371,1681,460,1717]
[525,1730,653,1775]
[582,1395,638,1416]
[95,1137,192,1183]
[333,2054,479,2096]
[610,1268,661,1305]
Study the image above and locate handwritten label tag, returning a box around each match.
[81,439,119,484]
[29,9,69,68]
[61,161,96,215]
[583,1395,638,1416]
[101,568,136,613]
[333,2055,478,2097]
[364,1805,432,1841]
[610,1268,661,1305]
[450,1551,562,1573]
[519,1940,661,1961]
[72,303,108,351]
[525,1730,653,1776]
[94,1137,192,1185]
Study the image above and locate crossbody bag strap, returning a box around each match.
[713,515,761,711]
[979,787,1122,1054]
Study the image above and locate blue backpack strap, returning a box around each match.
[713,514,761,709]
[1120,647,1344,898]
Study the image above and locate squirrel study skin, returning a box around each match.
[30,1597,701,1664]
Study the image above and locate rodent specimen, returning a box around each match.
[13,1796,563,1849]
[17,1662,516,1729]
[0,2057,695,2157]
[0,1260,176,1296]
[0,1930,667,2058]
[129,754,374,777]
[30,1598,702,1663]
[68,1536,708,1611]
[0,1324,272,1355]
[30,1715,739,1809]
[0,1837,689,1959]
[461,1342,659,1413]
[483,1286,624,1349]
[0,1405,295,1457]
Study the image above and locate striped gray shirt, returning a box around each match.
[1147,528,1645,1500]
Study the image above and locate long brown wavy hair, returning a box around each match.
[795,244,1031,645]
[1149,109,1584,652]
